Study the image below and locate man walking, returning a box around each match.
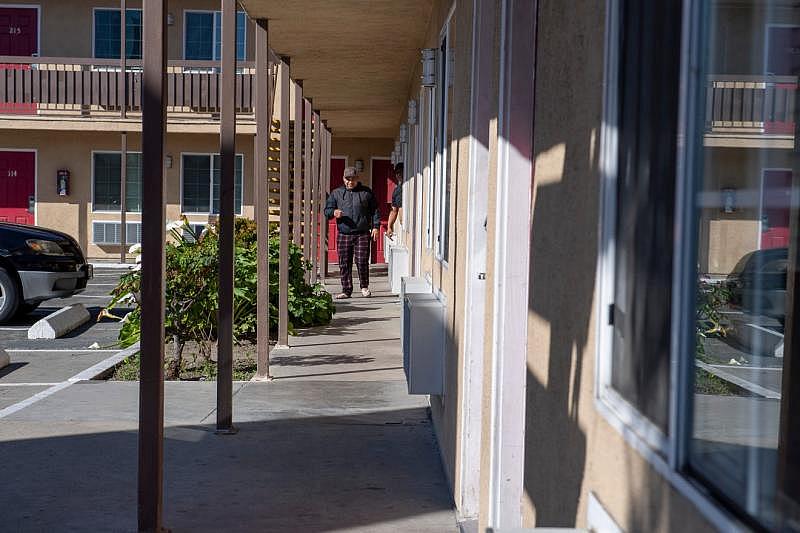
[386,163,403,239]
[324,166,380,299]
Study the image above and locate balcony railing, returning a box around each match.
[706,75,797,134]
[0,56,255,119]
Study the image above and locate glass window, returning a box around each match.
[94,9,142,60]
[689,1,800,529]
[182,154,243,214]
[436,24,455,262]
[185,11,246,61]
[608,0,682,435]
[93,152,142,212]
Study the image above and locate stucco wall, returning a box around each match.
[8,0,255,62]
[0,129,254,259]
[329,137,393,188]
[700,147,795,275]
[521,1,715,531]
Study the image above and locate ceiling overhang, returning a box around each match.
[238,1,433,138]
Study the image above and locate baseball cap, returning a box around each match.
[343,166,357,179]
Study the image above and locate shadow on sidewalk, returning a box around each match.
[0,407,456,532]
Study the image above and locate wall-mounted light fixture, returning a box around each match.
[408,100,417,125]
[354,159,364,173]
[722,188,736,214]
[399,124,408,144]
[421,48,436,87]
[167,13,175,26]
[165,155,173,169]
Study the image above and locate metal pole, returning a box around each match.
[119,0,127,264]
[322,127,331,278]
[216,0,237,434]
[278,61,290,347]
[303,98,312,282]
[292,81,303,245]
[138,1,166,530]
[254,19,271,379]
[120,132,127,263]
[316,120,326,281]
[120,0,127,119]
[310,111,320,284]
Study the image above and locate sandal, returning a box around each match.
[335,293,351,300]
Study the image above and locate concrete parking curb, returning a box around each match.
[0,348,9,370]
[28,303,91,339]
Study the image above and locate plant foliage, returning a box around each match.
[105,217,334,376]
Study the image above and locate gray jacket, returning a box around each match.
[324,184,381,235]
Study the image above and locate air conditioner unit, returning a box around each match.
[385,236,409,295]
[402,291,445,395]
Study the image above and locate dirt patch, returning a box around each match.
[110,340,268,381]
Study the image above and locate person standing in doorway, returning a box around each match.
[325,166,380,299]
[386,163,403,240]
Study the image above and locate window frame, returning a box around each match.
[182,9,247,62]
[91,7,143,60]
[91,150,143,214]
[179,152,244,216]
[595,0,747,530]
[434,17,454,264]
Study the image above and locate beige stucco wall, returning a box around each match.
[700,147,795,275]
[520,1,715,531]
[10,0,255,62]
[0,129,255,260]
[329,137,393,188]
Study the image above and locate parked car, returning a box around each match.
[725,247,788,324]
[0,222,92,323]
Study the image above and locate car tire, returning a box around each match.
[0,268,20,324]
[14,301,40,318]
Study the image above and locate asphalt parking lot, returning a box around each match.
[0,266,131,411]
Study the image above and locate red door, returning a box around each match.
[0,8,38,115]
[761,169,792,249]
[371,159,394,263]
[0,151,35,224]
[327,157,346,263]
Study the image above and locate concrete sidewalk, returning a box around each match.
[0,270,458,532]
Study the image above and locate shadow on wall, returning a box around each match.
[524,134,596,526]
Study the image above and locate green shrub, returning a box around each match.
[105,217,334,377]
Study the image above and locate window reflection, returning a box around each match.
[691,1,800,529]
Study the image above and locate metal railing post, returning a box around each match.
[292,81,303,245]
[303,98,312,282]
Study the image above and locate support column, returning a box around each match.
[277,60,290,347]
[119,0,127,264]
[310,110,320,284]
[292,81,303,245]
[216,0,237,434]
[303,99,312,282]
[254,19,271,379]
[138,1,166,530]
[120,131,127,263]
[321,127,331,278]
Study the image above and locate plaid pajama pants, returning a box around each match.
[337,232,371,295]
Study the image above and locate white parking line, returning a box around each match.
[0,383,60,387]
[0,343,139,420]
[5,349,119,353]
[0,327,29,331]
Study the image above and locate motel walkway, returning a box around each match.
[0,269,458,532]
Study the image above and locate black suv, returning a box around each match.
[0,222,93,323]
[725,247,788,323]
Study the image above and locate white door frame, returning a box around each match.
[458,0,495,519]
[488,0,537,528]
